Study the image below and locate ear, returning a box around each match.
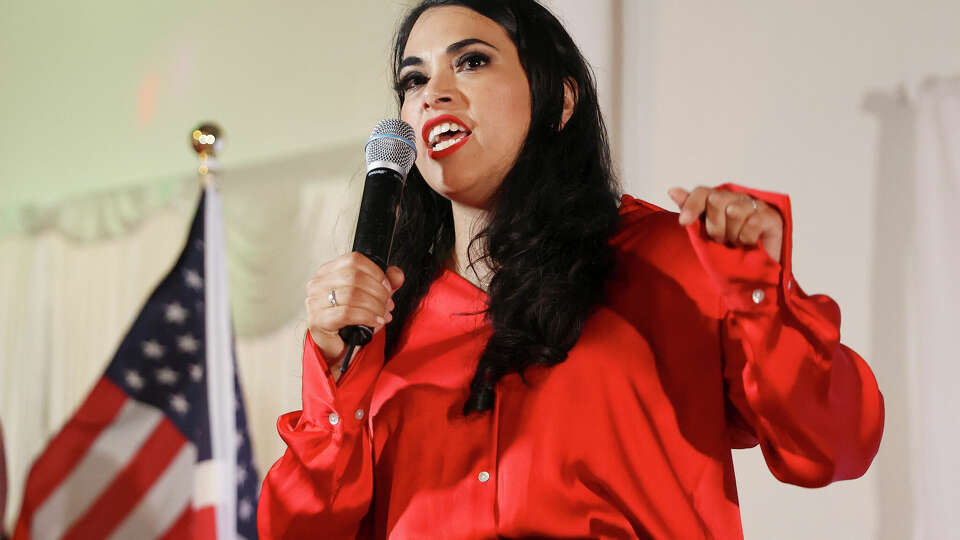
[559,77,578,130]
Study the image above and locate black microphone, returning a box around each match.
[338,119,417,373]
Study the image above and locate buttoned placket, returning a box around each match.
[490,380,504,529]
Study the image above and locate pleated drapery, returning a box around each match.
[0,143,365,531]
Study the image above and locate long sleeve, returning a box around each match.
[687,184,885,487]
[257,331,386,539]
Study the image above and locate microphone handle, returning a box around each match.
[338,167,404,349]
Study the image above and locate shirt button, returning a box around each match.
[328,412,340,426]
[478,471,490,483]
[751,289,765,304]
[787,279,793,290]
[354,408,365,420]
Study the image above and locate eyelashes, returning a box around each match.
[395,52,492,94]
[396,72,427,94]
[456,52,490,71]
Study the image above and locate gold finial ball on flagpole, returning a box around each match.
[190,122,223,178]
[191,123,222,156]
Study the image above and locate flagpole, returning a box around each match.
[10,124,253,540]
[191,123,239,540]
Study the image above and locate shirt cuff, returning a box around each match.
[299,330,384,433]
[683,183,799,315]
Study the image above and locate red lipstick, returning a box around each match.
[422,114,472,159]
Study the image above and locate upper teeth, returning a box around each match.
[428,122,467,148]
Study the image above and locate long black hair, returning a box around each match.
[385,0,621,414]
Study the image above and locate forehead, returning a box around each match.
[403,6,514,57]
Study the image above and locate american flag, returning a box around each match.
[12,185,257,539]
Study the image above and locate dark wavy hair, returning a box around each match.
[385,0,621,414]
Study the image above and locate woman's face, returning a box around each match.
[398,6,531,209]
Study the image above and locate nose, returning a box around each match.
[421,70,458,110]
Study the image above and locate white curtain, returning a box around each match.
[0,143,364,532]
[864,76,960,539]
[908,77,960,540]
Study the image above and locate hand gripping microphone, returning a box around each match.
[338,119,417,374]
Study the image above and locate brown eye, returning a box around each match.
[397,72,428,93]
[457,52,490,71]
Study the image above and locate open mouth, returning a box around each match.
[423,114,472,158]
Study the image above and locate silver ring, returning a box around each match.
[750,198,758,210]
[328,289,338,307]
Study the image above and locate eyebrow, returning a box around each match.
[398,38,499,72]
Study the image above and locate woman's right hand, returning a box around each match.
[305,253,404,375]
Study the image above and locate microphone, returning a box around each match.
[338,119,417,373]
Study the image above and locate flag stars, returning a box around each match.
[189,364,203,382]
[238,498,254,521]
[237,464,249,485]
[141,340,165,359]
[169,393,189,414]
[184,269,203,290]
[156,367,179,385]
[124,370,144,390]
[177,334,199,354]
[164,302,189,324]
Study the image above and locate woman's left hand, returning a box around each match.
[668,186,784,263]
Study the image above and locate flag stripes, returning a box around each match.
[104,444,197,540]
[32,395,163,539]
[13,187,257,539]
[158,506,194,540]
[19,379,128,514]
[60,416,187,540]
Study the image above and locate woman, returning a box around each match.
[258,1,884,538]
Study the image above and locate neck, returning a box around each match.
[449,200,491,290]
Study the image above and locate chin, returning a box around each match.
[424,178,491,208]
[427,179,469,200]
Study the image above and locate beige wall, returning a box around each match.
[623,1,960,538]
[551,0,960,538]
[0,0,408,209]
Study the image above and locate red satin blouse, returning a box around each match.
[258,186,884,539]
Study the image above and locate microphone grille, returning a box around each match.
[365,119,417,176]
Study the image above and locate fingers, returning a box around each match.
[308,270,389,307]
[385,266,405,293]
[307,297,387,331]
[671,186,754,240]
[721,193,757,244]
[667,187,689,208]
[737,206,780,245]
[317,252,390,292]
[313,286,388,321]
[305,254,405,360]
[737,207,783,262]
[309,256,392,305]
[703,190,736,242]
[670,186,783,262]
[676,186,711,226]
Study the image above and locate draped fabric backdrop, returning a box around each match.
[862,76,960,539]
[907,77,960,539]
[0,148,366,531]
